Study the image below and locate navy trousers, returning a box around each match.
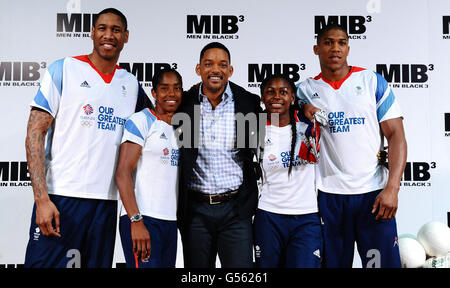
[24,194,117,268]
[318,190,401,268]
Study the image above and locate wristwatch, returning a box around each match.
[130,213,143,223]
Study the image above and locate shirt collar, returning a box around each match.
[198,82,233,103]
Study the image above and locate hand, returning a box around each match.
[372,187,398,220]
[131,221,151,262]
[35,197,61,237]
[313,110,328,127]
[303,103,321,122]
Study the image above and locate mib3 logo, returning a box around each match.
[401,162,436,187]
[186,15,244,40]
[376,64,434,88]
[445,113,450,137]
[118,62,178,87]
[56,13,97,38]
[247,63,305,88]
[0,61,45,87]
[0,161,31,187]
[443,16,450,39]
[314,15,372,39]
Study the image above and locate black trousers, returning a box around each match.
[181,197,253,268]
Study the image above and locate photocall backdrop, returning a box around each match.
[0,0,449,268]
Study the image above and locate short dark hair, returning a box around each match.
[199,42,231,63]
[316,23,348,44]
[93,8,128,31]
[152,68,183,90]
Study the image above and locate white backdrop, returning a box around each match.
[0,0,449,268]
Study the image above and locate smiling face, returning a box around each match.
[196,48,233,96]
[314,28,350,73]
[261,78,295,117]
[151,72,183,113]
[91,13,129,62]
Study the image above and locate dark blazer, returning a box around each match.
[174,81,262,233]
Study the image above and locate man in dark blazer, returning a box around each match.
[174,42,262,268]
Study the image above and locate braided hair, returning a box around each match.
[260,74,298,176]
[287,104,297,176]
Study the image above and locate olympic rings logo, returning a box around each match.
[80,120,93,127]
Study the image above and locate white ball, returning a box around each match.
[398,237,426,268]
[417,221,450,257]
